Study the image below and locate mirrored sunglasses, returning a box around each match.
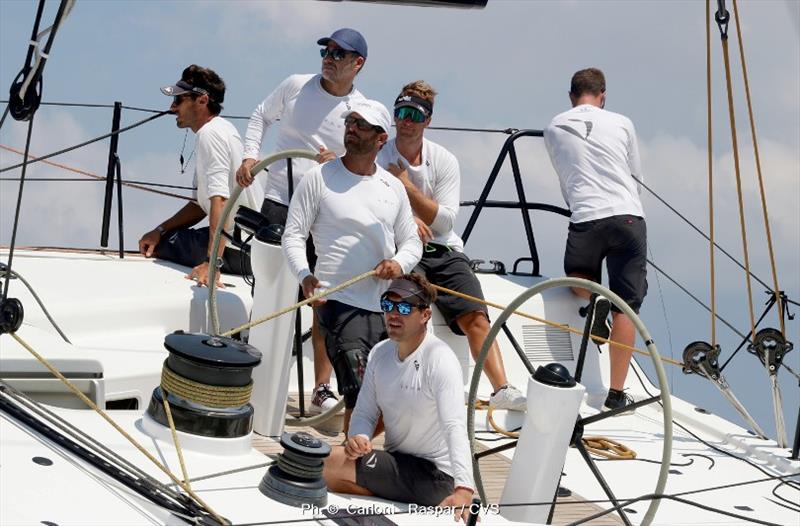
[319,48,352,61]
[394,106,427,123]
[380,298,425,316]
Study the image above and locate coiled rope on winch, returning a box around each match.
[160,364,254,408]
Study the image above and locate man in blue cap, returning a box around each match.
[236,28,368,415]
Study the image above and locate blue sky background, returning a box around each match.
[1,0,798,440]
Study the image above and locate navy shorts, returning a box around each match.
[260,198,317,270]
[355,450,454,506]
[317,300,387,409]
[564,215,648,313]
[416,247,490,335]
[154,226,250,276]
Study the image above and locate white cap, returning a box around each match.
[341,99,391,133]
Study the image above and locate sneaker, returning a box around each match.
[489,385,527,412]
[603,388,635,415]
[309,383,339,414]
[588,297,611,344]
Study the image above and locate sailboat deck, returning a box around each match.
[252,396,622,526]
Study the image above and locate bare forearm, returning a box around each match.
[159,202,206,232]
[404,181,439,226]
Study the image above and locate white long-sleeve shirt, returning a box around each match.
[377,138,464,251]
[243,74,366,205]
[349,332,475,491]
[543,104,644,223]
[194,116,263,233]
[281,158,422,312]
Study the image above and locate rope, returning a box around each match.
[732,0,785,338]
[582,436,637,460]
[160,363,253,408]
[6,332,229,525]
[486,406,520,438]
[0,267,70,343]
[430,283,684,368]
[719,13,758,340]
[706,0,717,347]
[161,391,192,488]
[221,270,378,338]
[0,110,169,174]
[0,144,192,200]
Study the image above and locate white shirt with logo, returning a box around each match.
[243,74,366,205]
[349,331,475,492]
[543,104,644,223]
[194,116,264,233]
[377,138,464,251]
[282,158,422,312]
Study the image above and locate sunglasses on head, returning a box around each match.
[394,106,427,123]
[380,298,426,316]
[344,115,383,133]
[320,47,352,61]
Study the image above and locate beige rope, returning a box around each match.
[732,0,785,338]
[161,364,253,407]
[582,436,637,460]
[706,0,717,348]
[719,19,758,340]
[430,283,684,368]
[161,392,191,488]
[221,270,377,337]
[8,333,229,525]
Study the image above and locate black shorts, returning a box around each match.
[154,226,251,276]
[356,450,454,506]
[260,198,317,270]
[317,300,387,409]
[564,215,648,313]
[416,247,490,335]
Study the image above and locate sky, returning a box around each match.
[1,0,798,439]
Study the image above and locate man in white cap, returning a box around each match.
[282,99,422,432]
[323,273,474,521]
[138,64,263,287]
[378,80,526,411]
[236,28,369,413]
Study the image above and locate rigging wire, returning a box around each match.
[647,247,676,391]
[0,176,195,190]
[732,0,786,338]
[706,0,718,347]
[0,110,170,174]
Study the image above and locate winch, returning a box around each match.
[145,330,262,438]
[259,431,331,507]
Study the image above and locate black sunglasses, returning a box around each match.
[172,94,196,106]
[320,48,353,61]
[344,115,383,133]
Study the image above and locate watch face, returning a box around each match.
[215,257,224,268]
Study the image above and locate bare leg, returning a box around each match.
[457,311,508,391]
[323,446,373,495]
[568,272,594,300]
[609,312,635,391]
[312,310,333,387]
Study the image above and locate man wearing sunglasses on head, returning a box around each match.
[377,81,526,412]
[138,65,263,288]
[236,28,369,414]
[282,99,422,433]
[323,274,475,522]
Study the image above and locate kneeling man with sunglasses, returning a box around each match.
[323,274,475,522]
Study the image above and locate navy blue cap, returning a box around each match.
[317,28,368,58]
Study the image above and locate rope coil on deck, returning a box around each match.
[160,363,254,408]
[582,436,637,460]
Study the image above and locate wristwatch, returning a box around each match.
[205,256,224,268]
[155,225,166,235]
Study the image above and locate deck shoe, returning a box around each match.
[309,383,339,414]
[603,388,635,415]
[489,384,527,412]
[588,297,611,345]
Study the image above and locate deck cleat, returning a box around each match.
[259,431,331,508]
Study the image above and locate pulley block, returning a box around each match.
[682,341,722,380]
[749,327,793,375]
[0,298,24,335]
[8,69,42,122]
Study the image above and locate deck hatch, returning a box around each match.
[521,324,574,362]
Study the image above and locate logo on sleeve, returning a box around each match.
[365,452,378,469]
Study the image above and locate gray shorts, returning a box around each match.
[564,215,648,313]
[356,450,454,506]
[317,300,386,409]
